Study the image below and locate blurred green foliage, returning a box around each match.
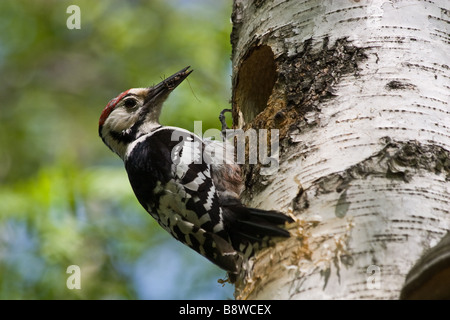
[0,0,234,299]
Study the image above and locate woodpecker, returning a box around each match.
[98,66,293,277]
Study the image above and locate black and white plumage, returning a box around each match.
[98,67,293,276]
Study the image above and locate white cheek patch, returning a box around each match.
[106,107,139,132]
[102,107,142,159]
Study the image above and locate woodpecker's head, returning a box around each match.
[99,66,192,159]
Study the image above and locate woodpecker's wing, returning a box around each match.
[124,127,240,272]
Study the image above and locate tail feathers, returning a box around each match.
[225,205,293,250]
[239,219,291,238]
[245,207,294,226]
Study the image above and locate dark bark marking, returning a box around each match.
[385,80,417,91]
[293,138,450,214]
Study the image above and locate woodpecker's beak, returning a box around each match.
[145,66,193,104]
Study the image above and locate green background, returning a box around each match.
[0,0,234,299]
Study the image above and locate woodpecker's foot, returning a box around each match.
[219,108,232,140]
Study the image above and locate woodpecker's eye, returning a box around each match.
[124,98,138,109]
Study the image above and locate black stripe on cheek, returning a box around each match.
[110,129,137,144]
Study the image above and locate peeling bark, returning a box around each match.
[231,0,450,299]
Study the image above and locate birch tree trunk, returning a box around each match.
[230,0,450,299]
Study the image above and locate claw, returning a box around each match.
[219,108,232,140]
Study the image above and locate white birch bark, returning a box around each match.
[230,0,450,299]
